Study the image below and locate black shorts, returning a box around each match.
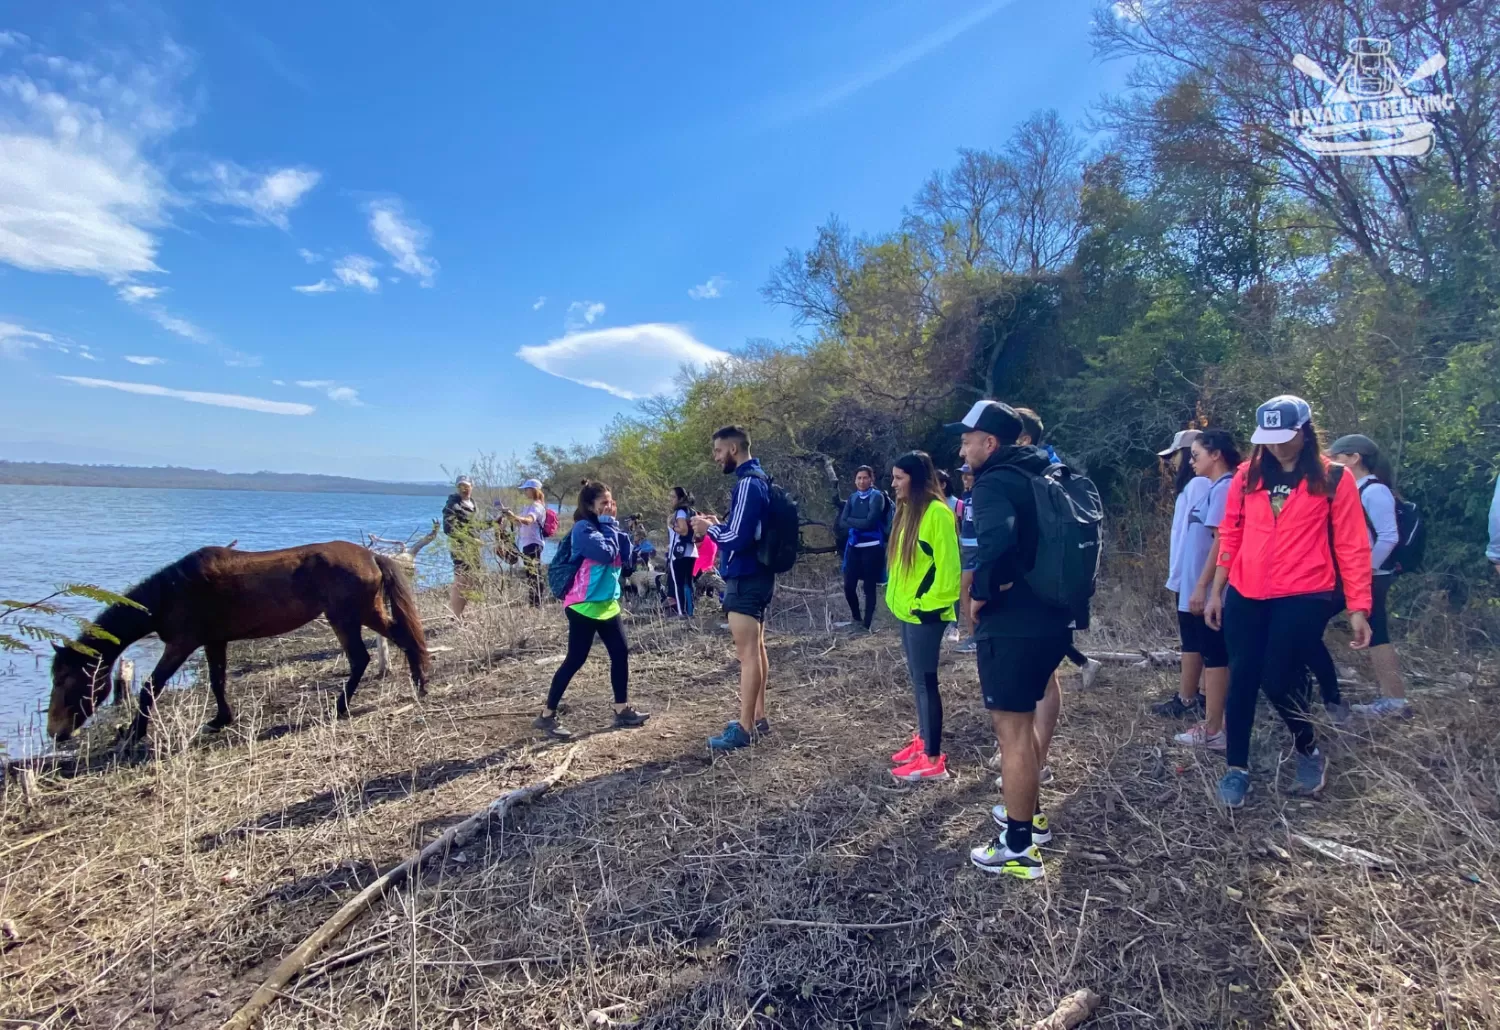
[976,634,1070,713]
[1177,609,1228,669]
[1369,574,1392,648]
[723,568,776,621]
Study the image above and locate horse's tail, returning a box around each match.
[374,553,430,684]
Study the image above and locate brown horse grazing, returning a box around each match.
[48,541,430,747]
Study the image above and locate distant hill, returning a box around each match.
[0,462,451,496]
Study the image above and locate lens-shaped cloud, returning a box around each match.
[517,323,729,400]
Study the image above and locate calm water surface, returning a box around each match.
[0,485,461,755]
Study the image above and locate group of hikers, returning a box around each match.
[433,392,1476,883]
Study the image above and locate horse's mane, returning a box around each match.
[76,552,187,661]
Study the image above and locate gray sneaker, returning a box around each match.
[1325,701,1352,727]
[1351,697,1412,720]
[1294,750,1327,796]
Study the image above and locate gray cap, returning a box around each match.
[1158,429,1201,457]
[1328,433,1379,458]
[456,475,473,486]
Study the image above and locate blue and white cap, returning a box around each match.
[519,478,543,491]
[1252,395,1312,445]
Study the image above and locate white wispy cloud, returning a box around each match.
[785,0,1018,120]
[295,379,363,406]
[271,378,285,385]
[297,247,321,263]
[0,321,53,357]
[124,354,165,365]
[0,37,187,279]
[58,375,315,415]
[197,162,321,229]
[116,284,163,304]
[146,307,211,343]
[367,199,436,286]
[517,323,730,400]
[688,275,729,300]
[76,346,100,361]
[565,300,606,331]
[532,296,546,311]
[292,279,335,294]
[333,254,379,292]
[1111,0,1147,22]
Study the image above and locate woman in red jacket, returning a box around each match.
[1205,396,1372,807]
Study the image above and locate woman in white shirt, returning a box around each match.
[506,478,550,607]
[1328,434,1408,717]
[1154,429,1210,720]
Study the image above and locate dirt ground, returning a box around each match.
[2,566,1498,1029]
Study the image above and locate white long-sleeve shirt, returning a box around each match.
[1357,475,1399,574]
[1166,476,1210,595]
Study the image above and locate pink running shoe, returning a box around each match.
[1173,723,1226,751]
[891,733,923,765]
[892,753,950,781]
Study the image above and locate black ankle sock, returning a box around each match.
[1005,818,1032,853]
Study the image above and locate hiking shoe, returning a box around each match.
[969,838,1044,879]
[1218,769,1250,808]
[955,638,978,654]
[1152,692,1205,719]
[891,732,924,765]
[1173,723,1226,751]
[613,706,650,728]
[755,717,772,737]
[1294,750,1327,796]
[990,804,1052,844]
[708,721,752,751]
[994,765,1053,790]
[944,625,961,643]
[1351,697,1412,720]
[1325,701,1352,727]
[892,754,949,781]
[532,714,573,740]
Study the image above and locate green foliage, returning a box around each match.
[1,585,142,657]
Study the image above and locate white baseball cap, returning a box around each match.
[1158,429,1201,457]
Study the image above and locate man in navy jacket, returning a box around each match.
[692,426,774,751]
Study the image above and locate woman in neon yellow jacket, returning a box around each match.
[886,450,962,782]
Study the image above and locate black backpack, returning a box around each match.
[1358,479,1425,574]
[1002,462,1102,615]
[748,471,802,575]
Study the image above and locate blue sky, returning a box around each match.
[0,0,1130,482]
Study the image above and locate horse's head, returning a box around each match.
[47,644,110,742]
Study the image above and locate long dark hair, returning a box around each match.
[1339,441,1403,500]
[671,485,695,510]
[575,479,610,525]
[1196,429,1242,472]
[888,451,945,573]
[1246,422,1332,496]
[1171,450,1198,496]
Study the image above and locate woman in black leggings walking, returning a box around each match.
[534,481,650,739]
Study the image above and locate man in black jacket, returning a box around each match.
[835,465,888,631]
[946,401,1075,882]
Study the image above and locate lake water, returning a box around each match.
[0,485,491,755]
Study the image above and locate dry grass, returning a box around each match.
[2,562,1498,1029]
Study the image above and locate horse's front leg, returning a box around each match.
[203,641,234,730]
[122,640,198,752]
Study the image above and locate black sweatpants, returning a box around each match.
[547,607,629,711]
[522,543,544,608]
[843,546,883,628]
[1222,589,1327,768]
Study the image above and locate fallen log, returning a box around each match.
[1030,988,1102,1030]
[219,746,578,1030]
[1084,650,1181,669]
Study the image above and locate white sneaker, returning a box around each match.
[1173,723,1226,751]
[1351,697,1412,719]
[1080,658,1103,689]
[994,764,1053,789]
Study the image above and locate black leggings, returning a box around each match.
[1222,589,1326,768]
[522,543,544,608]
[843,546,883,628]
[547,607,629,711]
[670,556,696,617]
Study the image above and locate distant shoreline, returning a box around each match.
[0,461,450,497]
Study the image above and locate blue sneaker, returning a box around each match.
[1294,750,1327,795]
[708,721,752,751]
[1218,769,1251,808]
